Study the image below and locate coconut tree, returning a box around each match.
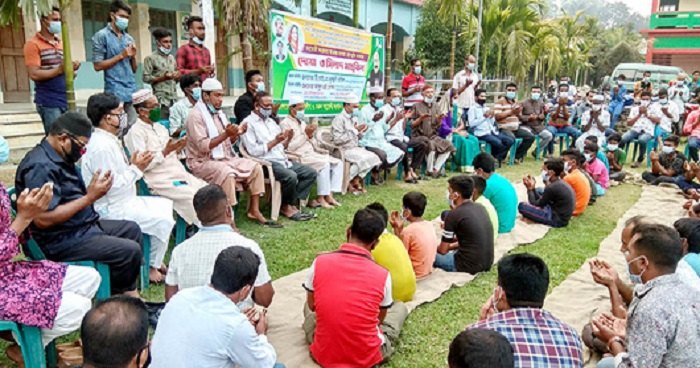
[1,0,77,110]
[216,0,271,73]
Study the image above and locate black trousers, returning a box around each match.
[407,137,430,171]
[390,140,410,170]
[51,220,143,294]
[364,146,399,171]
[271,161,317,206]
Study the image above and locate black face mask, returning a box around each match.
[62,137,85,164]
[477,98,487,105]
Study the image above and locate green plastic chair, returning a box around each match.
[0,321,47,367]
[7,187,112,300]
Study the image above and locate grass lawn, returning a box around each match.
[1,156,644,367]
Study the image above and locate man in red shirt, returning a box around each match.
[402,58,426,111]
[176,16,214,82]
[302,209,409,367]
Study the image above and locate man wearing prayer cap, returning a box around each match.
[358,86,404,184]
[82,91,176,283]
[15,111,144,297]
[184,79,280,228]
[575,94,611,151]
[331,92,382,194]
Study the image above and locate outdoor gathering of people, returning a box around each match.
[2,0,700,367]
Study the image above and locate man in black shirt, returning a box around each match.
[518,158,576,227]
[436,175,495,274]
[234,70,280,123]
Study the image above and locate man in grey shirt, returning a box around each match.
[592,223,700,368]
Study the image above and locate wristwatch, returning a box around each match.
[607,336,625,352]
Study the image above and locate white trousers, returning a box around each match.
[427,151,451,172]
[41,266,101,346]
[317,162,344,196]
[150,237,168,268]
[350,163,372,180]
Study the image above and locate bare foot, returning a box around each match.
[318,199,333,209]
[247,210,268,224]
[149,268,164,283]
[159,263,168,275]
[325,196,341,207]
[6,345,22,366]
[122,289,141,299]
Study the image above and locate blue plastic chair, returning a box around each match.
[136,179,188,246]
[508,138,524,166]
[0,321,47,368]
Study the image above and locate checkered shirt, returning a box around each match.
[468,308,583,368]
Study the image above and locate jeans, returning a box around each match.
[518,203,566,228]
[609,171,626,182]
[500,127,535,160]
[641,172,679,185]
[675,175,700,193]
[477,134,514,161]
[270,162,317,206]
[597,357,615,368]
[620,130,653,163]
[688,136,700,162]
[596,183,606,196]
[608,102,624,129]
[546,125,580,154]
[36,105,67,135]
[461,108,470,124]
[434,251,456,272]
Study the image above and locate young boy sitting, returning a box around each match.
[583,142,609,196]
[583,135,609,172]
[390,192,438,279]
[605,133,627,182]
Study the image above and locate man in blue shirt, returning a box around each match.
[468,89,514,162]
[92,0,138,127]
[15,112,143,297]
[608,74,628,128]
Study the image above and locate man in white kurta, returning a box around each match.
[281,95,343,208]
[82,91,175,282]
[575,95,610,151]
[124,93,207,225]
[331,93,382,193]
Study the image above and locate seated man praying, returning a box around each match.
[389,192,438,279]
[411,85,456,177]
[575,94,609,151]
[472,175,498,241]
[473,153,517,233]
[168,74,201,137]
[621,92,659,168]
[518,158,576,228]
[359,87,405,184]
[82,91,175,283]
[583,142,609,196]
[241,92,317,221]
[436,175,494,274]
[561,149,591,216]
[469,89,514,163]
[642,134,686,185]
[605,133,627,182]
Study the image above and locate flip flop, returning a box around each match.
[300,211,318,219]
[286,212,311,221]
[258,220,284,228]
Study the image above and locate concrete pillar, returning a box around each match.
[65,1,86,61]
[129,2,152,64]
[229,31,245,96]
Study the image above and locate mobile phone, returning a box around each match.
[173,181,188,186]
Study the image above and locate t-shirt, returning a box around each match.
[563,169,591,216]
[658,151,686,177]
[303,244,392,367]
[610,149,627,172]
[526,179,576,226]
[401,221,438,278]
[24,33,66,108]
[475,196,498,241]
[441,201,494,274]
[372,232,417,302]
[401,73,426,108]
[586,158,609,189]
[483,173,517,233]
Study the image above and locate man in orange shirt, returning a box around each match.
[389,192,437,278]
[561,149,591,216]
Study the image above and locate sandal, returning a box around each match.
[257,220,284,228]
[286,212,311,221]
[300,211,318,219]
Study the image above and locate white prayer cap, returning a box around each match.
[592,94,605,102]
[289,95,304,106]
[202,78,224,92]
[132,89,154,105]
[368,86,383,95]
[344,93,360,104]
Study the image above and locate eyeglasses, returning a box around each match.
[108,112,127,119]
[67,133,87,148]
[135,343,151,368]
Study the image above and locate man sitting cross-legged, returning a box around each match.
[366,202,417,303]
[82,91,176,283]
[518,158,576,228]
[642,134,686,185]
[302,208,409,367]
[15,112,143,297]
[165,184,273,309]
[561,149,591,216]
[593,224,700,368]
[154,247,282,368]
[473,153,518,233]
[241,91,317,221]
[436,175,494,274]
[448,329,515,368]
[185,78,278,227]
[411,84,456,178]
[468,253,583,367]
[620,91,659,168]
[389,192,438,279]
[605,133,627,182]
[583,142,609,197]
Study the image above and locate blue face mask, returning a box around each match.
[391,97,402,107]
[506,91,516,100]
[467,63,476,71]
[296,111,305,120]
[0,136,9,164]
[424,97,434,104]
[159,46,171,55]
[351,108,360,118]
[531,93,541,101]
[192,36,204,45]
[259,107,272,119]
[541,170,550,182]
[256,83,266,93]
[115,16,129,31]
[48,21,62,35]
[446,191,455,207]
[413,66,422,75]
[374,100,384,109]
[207,103,220,114]
[191,87,202,101]
[626,255,646,285]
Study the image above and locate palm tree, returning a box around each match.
[215,0,271,73]
[1,0,77,110]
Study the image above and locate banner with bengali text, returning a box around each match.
[270,10,385,116]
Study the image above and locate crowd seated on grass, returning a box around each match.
[6,51,700,367]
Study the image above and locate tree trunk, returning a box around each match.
[240,32,253,72]
[496,43,503,79]
[353,0,359,28]
[450,15,456,78]
[311,0,317,17]
[481,46,488,77]
[385,0,393,88]
[534,59,539,87]
[60,0,75,111]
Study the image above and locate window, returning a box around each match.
[82,0,110,61]
[659,0,678,12]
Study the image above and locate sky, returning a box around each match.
[608,0,652,16]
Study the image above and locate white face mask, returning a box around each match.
[662,146,675,154]
[541,170,550,182]
[640,100,650,107]
[607,144,619,151]
[446,190,455,207]
[563,161,570,172]
[591,104,602,111]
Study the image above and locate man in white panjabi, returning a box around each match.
[82,91,175,283]
[331,93,382,194]
[125,90,207,226]
[575,94,610,151]
[281,95,343,208]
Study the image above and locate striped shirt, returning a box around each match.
[401,73,425,108]
[23,33,66,107]
[493,97,521,130]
